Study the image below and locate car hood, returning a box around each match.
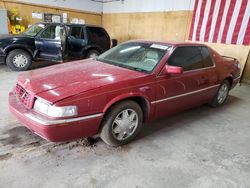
[17,59,145,103]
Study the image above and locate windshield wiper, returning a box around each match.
[97,58,147,73]
[128,67,147,73]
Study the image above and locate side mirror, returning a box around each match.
[111,39,118,48]
[161,65,183,76]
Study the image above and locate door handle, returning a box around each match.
[201,76,207,80]
[35,41,42,45]
[200,76,209,85]
[139,86,150,92]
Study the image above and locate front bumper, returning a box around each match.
[231,75,241,89]
[9,91,103,142]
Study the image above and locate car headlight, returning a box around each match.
[237,63,241,69]
[33,98,78,118]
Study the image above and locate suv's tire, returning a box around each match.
[100,100,143,147]
[6,49,32,71]
[209,80,230,107]
[86,49,100,58]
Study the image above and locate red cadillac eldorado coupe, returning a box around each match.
[9,40,241,146]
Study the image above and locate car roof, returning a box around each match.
[36,22,102,28]
[127,39,208,48]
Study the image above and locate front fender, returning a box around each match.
[102,93,152,121]
[4,44,34,56]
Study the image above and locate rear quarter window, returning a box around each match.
[168,46,204,71]
[200,46,214,68]
[87,27,109,40]
[86,26,110,50]
[168,46,215,71]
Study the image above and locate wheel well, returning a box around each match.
[6,48,33,59]
[225,77,233,88]
[86,47,101,54]
[130,97,149,123]
[108,97,149,122]
[98,97,149,133]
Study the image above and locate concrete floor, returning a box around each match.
[0,63,250,188]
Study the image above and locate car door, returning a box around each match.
[35,24,67,62]
[200,46,220,101]
[67,25,87,57]
[154,46,211,118]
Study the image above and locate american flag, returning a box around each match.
[189,0,250,45]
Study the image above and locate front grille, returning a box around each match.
[15,84,34,109]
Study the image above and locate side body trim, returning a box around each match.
[25,113,103,126]
[151,84,220,104]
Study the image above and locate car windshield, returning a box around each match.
[23,23,46,37]
[97,42,171,73]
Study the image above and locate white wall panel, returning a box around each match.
[16,0,102,13]
[0,9,8,34]
[103,0,195,13]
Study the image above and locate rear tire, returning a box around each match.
[100,100,143,147]
[6,49,32,71]
[209,80,230,107]
[86,49,100,58]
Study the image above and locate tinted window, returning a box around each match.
[87,27,109,41]
[168,46,203,71]
[200,46,214,67]
[71,26,84,39]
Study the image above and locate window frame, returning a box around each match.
[166,45,215,73]
[39,24,66,40]
[70,25,85,40]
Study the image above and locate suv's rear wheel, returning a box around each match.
[86,49,100,58]
[100,100,143,147]
[6,49,32,71]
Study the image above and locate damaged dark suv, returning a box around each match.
[0,23,115,71]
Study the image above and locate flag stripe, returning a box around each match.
[204,0,216,42]
[243,17,250,45]
[200,0,212,42]
[231,0,248,44]
[195,0,207,41]
[212,0,226,43]
[221,0,236,43]
[208,0,221,42]
[217,0,231,43]
[226,0,243,44]
[189,0,250,45]
[192,0,203,41]
[237,0,250,44]
[188,0,199,40]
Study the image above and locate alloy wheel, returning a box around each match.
[217,83,229,104]
[111,109,139,141]
[13,54,28,68]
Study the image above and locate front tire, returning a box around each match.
[6,49,32,71]
[86,49,100,58]
[209,80,230,107]
[100,100,143,147]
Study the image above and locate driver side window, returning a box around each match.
[41,25,65,40]
[168,46,204,71]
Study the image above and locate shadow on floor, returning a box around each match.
[137,95,241,141]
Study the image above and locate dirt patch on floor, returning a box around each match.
[69,137,99,149]
[0,153,13,161]
[45,137,99,153]
[0,126,44,147]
